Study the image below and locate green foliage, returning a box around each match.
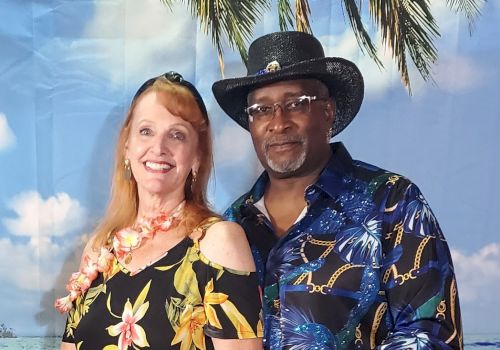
[447,0,483,33]
[159,0,484,91]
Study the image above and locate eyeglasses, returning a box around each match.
[132,71,208,118]
[245,95,327,123]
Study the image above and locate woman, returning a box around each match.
[55,72,263,350]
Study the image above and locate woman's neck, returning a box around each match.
[136,192,185,220]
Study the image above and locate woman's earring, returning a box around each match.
[124,159,132,181]
[191,170,197,191]
[326,127,334,143]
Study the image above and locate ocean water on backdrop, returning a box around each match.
[0,334,499,349]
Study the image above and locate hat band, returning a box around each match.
[255,60,281,76]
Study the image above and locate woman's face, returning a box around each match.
[125,91,199,200]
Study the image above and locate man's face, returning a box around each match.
[247,79,335,179]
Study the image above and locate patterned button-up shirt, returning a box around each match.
[225,142,462,350]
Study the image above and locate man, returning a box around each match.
[212,31,462,349]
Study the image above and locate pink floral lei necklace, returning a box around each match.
[54,200,185,313]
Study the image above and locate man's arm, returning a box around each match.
[379,182,462,349]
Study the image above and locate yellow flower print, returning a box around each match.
[171,304,206,350]
[203,279,228,329]
[203,278,257,338]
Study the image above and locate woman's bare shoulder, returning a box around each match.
[198,220,255,272]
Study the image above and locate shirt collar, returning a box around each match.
[243,142,355,204]
[314,142,355,199]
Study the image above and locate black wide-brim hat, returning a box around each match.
[212,31,364,135]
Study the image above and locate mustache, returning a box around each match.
[263,135,305,150]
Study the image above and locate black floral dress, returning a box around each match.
[62,223,263,350]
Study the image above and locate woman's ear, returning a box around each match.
[124,140,129,160]
[192,158,200,175]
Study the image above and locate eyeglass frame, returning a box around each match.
[244,95,329,123]
[132,71,208,120]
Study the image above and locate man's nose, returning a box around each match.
[267,104,291,132]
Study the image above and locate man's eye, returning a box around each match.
[254,105,272,114]
[286,98,307,110]
[139,128,153,136]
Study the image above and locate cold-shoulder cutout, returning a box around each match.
[198,220,256,272]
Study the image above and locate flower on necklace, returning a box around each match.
[137,217,155,240]
[54,295,73,313]
[81,256,98,280]
[54,200,186,313]
[159,216,175,231]
[96,247,115,272]
[107,299,150,350]
[113,227,141,259]
[112,201,185,260]
[66,272,92,296]
[55,268,94,313]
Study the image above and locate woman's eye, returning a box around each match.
[139,128,153,136]
[170,131,186,141]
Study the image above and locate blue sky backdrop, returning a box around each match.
[0,0,499,337]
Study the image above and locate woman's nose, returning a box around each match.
[151,134,170,155]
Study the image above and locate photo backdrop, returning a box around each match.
[1,0,499,337]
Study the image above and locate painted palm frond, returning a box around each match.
[277,0,294,31]
[368,0,439,91]
[342,0,383,68]
[446,0,484,33]
[160,0,483,89]
[161,0,269,72]
[294,0,312,33]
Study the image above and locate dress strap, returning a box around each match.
[192,216,222,245]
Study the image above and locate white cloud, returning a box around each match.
[0,236,85,292]
[318,2,488,98]
[451,243,500,302]
[3,191,87,240]
[434,54,484,93]
[0,113,16,151]
[429,2,486,93]
[319,30,401,98]
[83,0,202,85]
[431,1,486,36]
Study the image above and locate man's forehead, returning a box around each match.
[248,78,325,101]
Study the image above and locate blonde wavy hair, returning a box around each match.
[92,75,219,248]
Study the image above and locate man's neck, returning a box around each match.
[266,171,319,199]
[265,146,332,199]
[264,151,331,236]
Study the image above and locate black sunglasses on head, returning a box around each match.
[132,71,208,118]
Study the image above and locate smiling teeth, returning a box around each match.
[145,161,172,170]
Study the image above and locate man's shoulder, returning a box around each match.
[351,158,394,176]
[350,158,415,196]
[223,192,252,222]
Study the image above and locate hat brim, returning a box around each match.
[212,56,364,135]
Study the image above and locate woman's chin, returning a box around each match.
[138,181,183,199]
